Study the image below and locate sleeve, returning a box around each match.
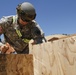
[0,16,13,33]
[31,21,44,44]
[4,27,28,52]
[0,16,28,52]
[0,17,6,34]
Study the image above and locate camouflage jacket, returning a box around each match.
[0,15,44,53]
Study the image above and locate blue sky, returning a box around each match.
[0,0,76,36]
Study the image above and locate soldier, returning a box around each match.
[0,2,45,54]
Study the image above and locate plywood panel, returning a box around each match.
[29,35,76,75]
[0,54,34,75]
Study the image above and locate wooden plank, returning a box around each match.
[0,54,34,75]
[29,35,76,75]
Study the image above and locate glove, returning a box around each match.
[0,43,9,54]
[0,43,15,54]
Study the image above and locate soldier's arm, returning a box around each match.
[31,21,44,44]
[0,17,6,34]
[0,16,28,53]
[0,16,13,34]
[5,29,28,52]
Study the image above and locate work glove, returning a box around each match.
[0,43,16,54]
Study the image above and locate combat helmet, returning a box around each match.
[16,2,36,22]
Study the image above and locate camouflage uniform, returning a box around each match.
[0,15,44,54]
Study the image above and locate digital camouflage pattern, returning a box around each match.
[0,15,44,54]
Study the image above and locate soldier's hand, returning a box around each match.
[1,43,15,54]
[5,43,15,54]
[1,44,9,54]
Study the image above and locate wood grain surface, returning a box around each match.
[0,54,34,75]
[29,35,76,75]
